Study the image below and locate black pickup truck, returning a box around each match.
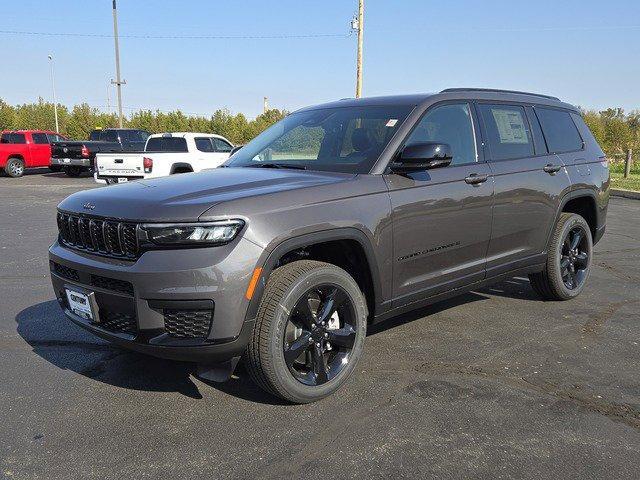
[50,128,150,177]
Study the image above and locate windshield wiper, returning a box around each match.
[244,163,307,170]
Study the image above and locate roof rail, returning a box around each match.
[440,88,560,101]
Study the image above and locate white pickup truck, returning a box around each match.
[94,132,234,184]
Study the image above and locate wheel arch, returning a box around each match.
[170,162,194,174]
[245,228,382,324]
[558,189,599,239]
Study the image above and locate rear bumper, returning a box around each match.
[51,158,91,167]
[48,238,263,363]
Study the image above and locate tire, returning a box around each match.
[5,157,25,178]
[64,166,82,177]
[245,260,368,403]
[49,165,62,173]
[105,178,118,185]
[529,212,593,300]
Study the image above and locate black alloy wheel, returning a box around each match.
[560,225,590,290]
[283,284,357,386]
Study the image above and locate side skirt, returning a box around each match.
[371,263,544,325]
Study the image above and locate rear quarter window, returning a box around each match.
[535,107,584,153]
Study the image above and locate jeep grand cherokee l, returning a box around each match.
[49,88,609,403]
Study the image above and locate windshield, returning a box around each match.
[226,105,413,173]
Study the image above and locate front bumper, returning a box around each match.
[51,158,91,167]
[49,238,263,363]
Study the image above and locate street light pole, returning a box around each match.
[48,55,59,133]
[111,0,125,128]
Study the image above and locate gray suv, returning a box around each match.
[49,88,609,403]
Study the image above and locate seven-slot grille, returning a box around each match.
[57,212,139,259]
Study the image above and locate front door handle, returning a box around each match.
[464,173,488,185]
[543,164,562,174]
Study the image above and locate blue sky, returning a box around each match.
[2,0,639,118]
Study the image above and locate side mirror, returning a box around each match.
[230,145,243,156]
[391,142,453,171]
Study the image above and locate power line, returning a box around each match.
[0,29,349,40]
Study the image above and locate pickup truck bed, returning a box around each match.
[50,128,150,177]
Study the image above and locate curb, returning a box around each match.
[611,189,640,200]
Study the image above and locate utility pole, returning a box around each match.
[111,0,126,127]
[353,0,364,98]
[263,96,269,113]
[48,55,59,133]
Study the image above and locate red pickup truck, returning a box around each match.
[1,130,67,178]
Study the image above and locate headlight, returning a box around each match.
[140,220,244,246]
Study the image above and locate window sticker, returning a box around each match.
[385,119,398,127]
[491,109,529,144]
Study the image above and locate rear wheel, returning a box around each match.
[63,166,82,177]
[529,212,593,300]
[245,260,367,403]
[5,157,25,178]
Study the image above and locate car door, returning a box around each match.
[477,103,572,276]
[193,137,220,171]
[28,133,51,167]
[384,102,494,307]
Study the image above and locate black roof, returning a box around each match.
[298,88,575,113]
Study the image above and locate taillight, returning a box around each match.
[143,157,153,173]
[81,145,90,158]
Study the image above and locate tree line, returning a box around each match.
[1,98,638,161]
[582,108,639,161]
[0,98,286,145]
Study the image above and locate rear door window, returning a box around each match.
[195,137,215,152]
[145,137,188,152]
[32,133,49,144]
[405,103,477,166]
[535,107,584,153]
[478,104,534,161]
[0,133,26,144]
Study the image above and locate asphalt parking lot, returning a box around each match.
[1,170,639,479]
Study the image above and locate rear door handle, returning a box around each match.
[543,164,562,174]
[464,173,488,185]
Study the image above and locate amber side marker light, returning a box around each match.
[245,267,263,300]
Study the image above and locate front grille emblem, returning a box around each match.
[63,147,68,153]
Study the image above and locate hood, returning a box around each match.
[58,167,354,222]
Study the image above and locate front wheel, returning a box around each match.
[245,260,368,403]
[529,212,593,300]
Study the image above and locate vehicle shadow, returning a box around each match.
[14,300,287,404]
[15,278,539,404]
[15,300,204,399]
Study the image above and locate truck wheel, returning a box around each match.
[246,260,367,403]
[529,213,593,300]
[5,158,25,178]
[64,166,82,177]
[49,165,62,173]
